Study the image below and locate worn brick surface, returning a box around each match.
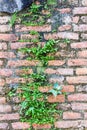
[0,0,87,129]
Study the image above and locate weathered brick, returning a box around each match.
[68,59,87,66]
[57,8,71,13]
[0,34,18,41]
[76,68,87,75]
[0,52,16,59]
[73,7,87,15]
[0,25,11,32]
[72,16,79,23]
[0,69,12,77]
[84,113,87,119]
[58,25,71,31]
[68,94,87,101]
[39,85,74,93]
[48,60,65,66]
[0,105,12,113]
[44,32,79,40]
[12,122,30,129]
[47,95,65,103]
[0,113,20,120]
[71,41,87,49]
[15,69,33,75]
[21,34,39,40]
[45,68,73,75]
[71,103,87,110]
[81,16,87,23]
[82,0,87,6]
[0,97,6,104]
[62,85,75,92]
[77,50,87,57]
[10,42,32,49]
[66,76,87,84]
[49,76,64,83]
[81,33,87,40]
[0,123,9,129]
[57,103,71,111]
[55,120,87,128]
[0,79,5,86]
[76,85,87,92]
[32,124,51,129]
[63,111,82,119]
[55,121,78,128]
[6,78,31,84]
[0,60,3,66]
[73,24,87,32]
[0,16,11,24]
[7,60,38,67]
[16,25,51,32]
[0,42,7,50]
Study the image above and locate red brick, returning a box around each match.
[73,24,87,32]
[39,85,74,93]
[44,32,79,40]
[55,120,81,128]
[32,124,51,129]
[0,34,18,41]
[71,41,87,49]
[47,95,65,103]
[0,42,7,50]
[77,50,87,57]
[68,93,87,101]
[16,69,33,75]
[72,16,79,23]
[21,34,39,40]
[0,123,9,129]
[0,69,12,77]
[56,50,75,58]
[7,60,38,67]
[0,105,12,113]
[0,97,6,104]
[58,25,71,31]
[58,8,71,13]
[6,78,31,84]
[73,7,87,15]
[68,59,87,66]
[55,121,77,128]
[12,122,30,129]
[0,60,3,66]
[48,60,65,66]
[0,79,5,86]
[10,42,32,49]
[16,25,51,32]
[0,52,16,59]
[45,68,73,75]
[62,85,75,92]
[71,103,87,110]
[66,76,87,84]
[76,68,87,75]
[63,111,82,119]
[0,113,20,120]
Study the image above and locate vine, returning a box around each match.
[8,1,65,129]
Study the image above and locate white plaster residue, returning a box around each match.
[15,0,23,10]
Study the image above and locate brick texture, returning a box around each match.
[0,1,87,129]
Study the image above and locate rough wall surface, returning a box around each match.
[0,0,87,129]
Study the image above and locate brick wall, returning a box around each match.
[0,0,87,129]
